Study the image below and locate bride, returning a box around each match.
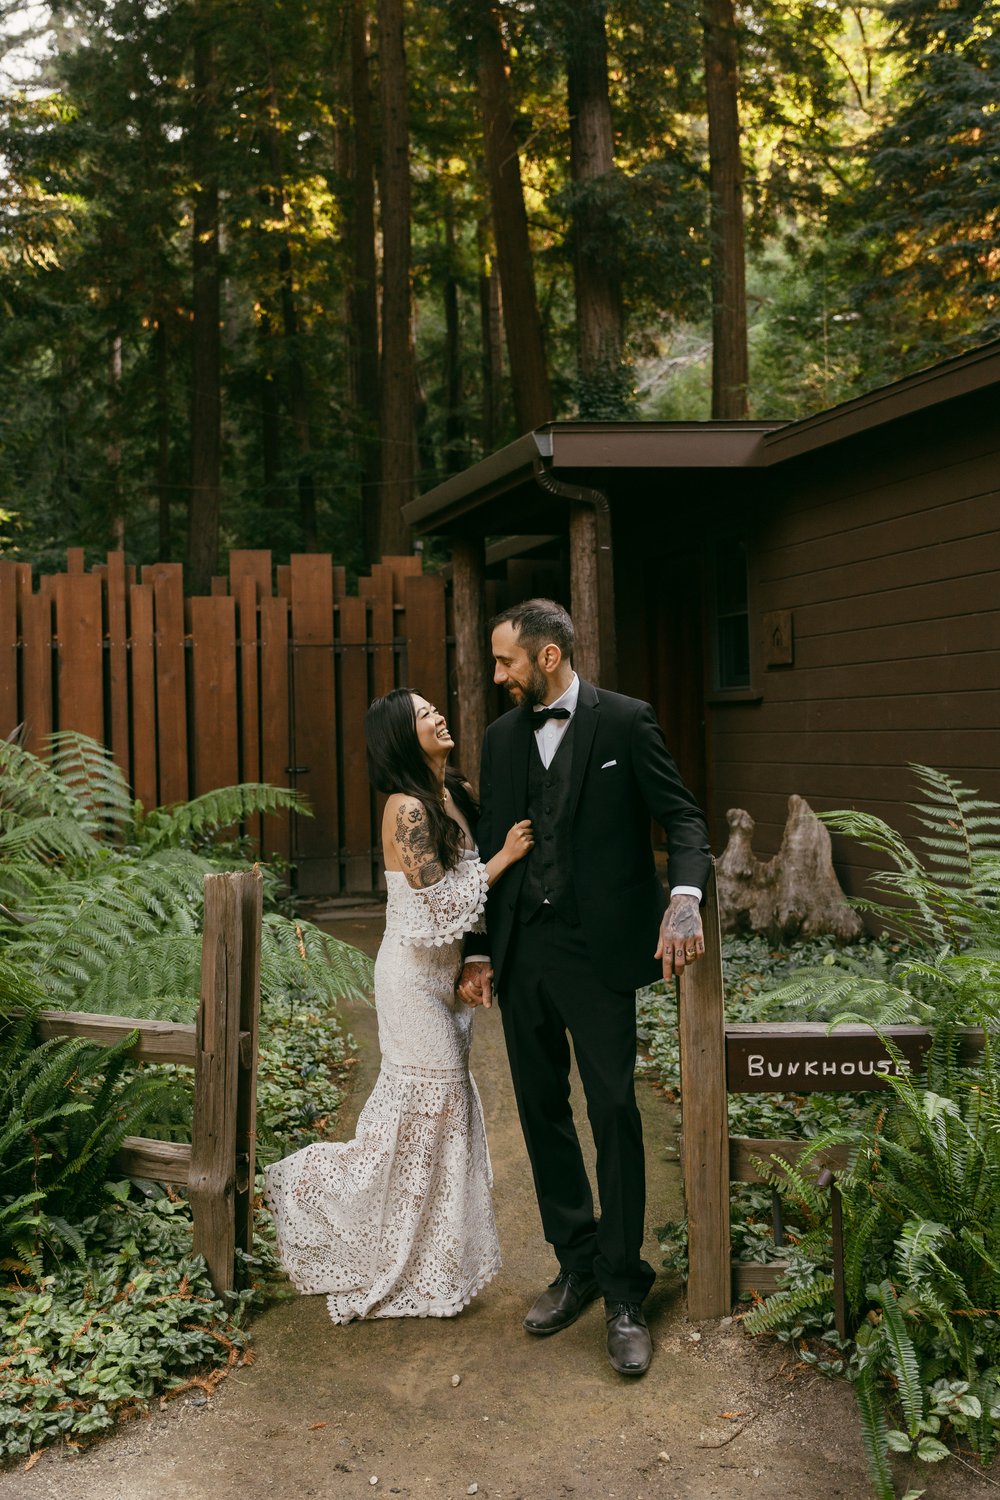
[265,687,533,1323]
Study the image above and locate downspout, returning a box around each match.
[532,456,618,689]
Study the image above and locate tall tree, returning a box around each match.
[859,0,1000,351]
[187,6,223,591]
[564,1,629,417]
[703,0,749,418]
[474,1,552,430]
[341,1,382,562]
[376,0,416,554]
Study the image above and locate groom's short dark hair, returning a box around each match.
[491,598,574,663]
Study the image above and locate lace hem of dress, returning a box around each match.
[396,856,490,948]
[325,1253,501,1324]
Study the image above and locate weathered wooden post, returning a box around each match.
[233,869,263,1268]
[679,863,731,1319]
[190,868,262,1295]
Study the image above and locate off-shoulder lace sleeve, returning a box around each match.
[397,858,490,948]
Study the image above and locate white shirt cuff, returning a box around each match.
[465,953,490,964]
[670,885,703,901]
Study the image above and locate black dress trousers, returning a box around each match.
[499,907,656,1305]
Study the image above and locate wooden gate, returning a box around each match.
[0,549,455,896]
[680,866,985,1319]
[37,869,262,1296]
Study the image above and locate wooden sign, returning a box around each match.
[762,609,793,667]
[726,1022,984,1093]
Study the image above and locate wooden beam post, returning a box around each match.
[679,862,731,1319]
[569,507,601,683]
[190,870,261,1296]
[451,538,489,786]
[233,869,263,1268]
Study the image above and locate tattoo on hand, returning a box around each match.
[395,803,445,887]
[662,895,701,940]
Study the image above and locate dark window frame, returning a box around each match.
[707,533,760,701]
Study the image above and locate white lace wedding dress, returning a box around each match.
[265,852,501,1323]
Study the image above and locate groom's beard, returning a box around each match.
[506,662,548,707]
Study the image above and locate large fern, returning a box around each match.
[739,767,1000,1494]
[1,734,373,1017]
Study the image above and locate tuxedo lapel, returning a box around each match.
[568,678,599,819]
[510,707,534,812]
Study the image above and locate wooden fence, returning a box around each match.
[680,865,985,1321]
[0,549,454,896]
[37,869,262,1295]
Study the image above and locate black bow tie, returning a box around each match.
[532,706,571,727]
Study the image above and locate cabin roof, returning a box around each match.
[403,339,1000,535]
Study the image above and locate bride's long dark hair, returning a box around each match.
[365,688,479,871]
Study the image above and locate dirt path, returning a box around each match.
[3,914,987,1500]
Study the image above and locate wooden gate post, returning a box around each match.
[233,870,263,1265]
[190,869,262,1295]
[679,862,731,1319]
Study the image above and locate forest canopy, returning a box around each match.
[0,0,997,578]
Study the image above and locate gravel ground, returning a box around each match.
[2,911,993,1500]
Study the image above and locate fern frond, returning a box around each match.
[743,1273,835,1334]
[869,1279,925,1435]
[260,914,374,1006]
[48,731,135,838]
[0,737,83,823]
[139,785,309,852]
[852,1357,896,1500]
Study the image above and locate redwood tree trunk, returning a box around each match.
[376,0,416,555]
[476,2,552,431]
[187,14,222,593]
[477,216,503,451]
[155,316,171,559]
[346,1,381,562]
[703,0,749,419]
[565,1,626,416]
[107,332,125,548]
[443,202,466,473]
[266,98,318,550]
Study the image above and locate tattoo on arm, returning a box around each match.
[394,803,445,888]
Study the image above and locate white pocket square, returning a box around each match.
[601,759,618,769]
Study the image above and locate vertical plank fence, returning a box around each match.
[35,869,262,1296]
[0,550,457,895]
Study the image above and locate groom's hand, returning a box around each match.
[655,894,705,982]
[457,960,493,1009]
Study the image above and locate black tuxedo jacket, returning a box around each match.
[476,679,712,993]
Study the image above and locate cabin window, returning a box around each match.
[712,537,751,690]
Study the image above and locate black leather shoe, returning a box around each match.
[523,1270,600,1335]
[605,1301,652,1376]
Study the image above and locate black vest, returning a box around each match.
[518,717,578,924]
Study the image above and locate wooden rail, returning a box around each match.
[37,869,262,1295]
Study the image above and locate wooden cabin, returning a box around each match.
[403,340,1000,898]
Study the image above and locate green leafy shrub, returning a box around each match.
[0,1184,269,1460]
[0,731,374,1459]
[730,768,1000,1497]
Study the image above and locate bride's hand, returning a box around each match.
[502,818,534,864]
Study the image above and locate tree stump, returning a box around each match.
[717,795,863,943]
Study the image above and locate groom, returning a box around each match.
[458,598,711,1377]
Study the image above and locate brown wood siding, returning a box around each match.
[708,396,1000,901]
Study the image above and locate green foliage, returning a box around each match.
[0,1186,266,1460]
[655,767,1000,1498]
[857,0,1000,354]
[0,732,373,1017]
[0,1013,181,1272]
[0,730,371,1457]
